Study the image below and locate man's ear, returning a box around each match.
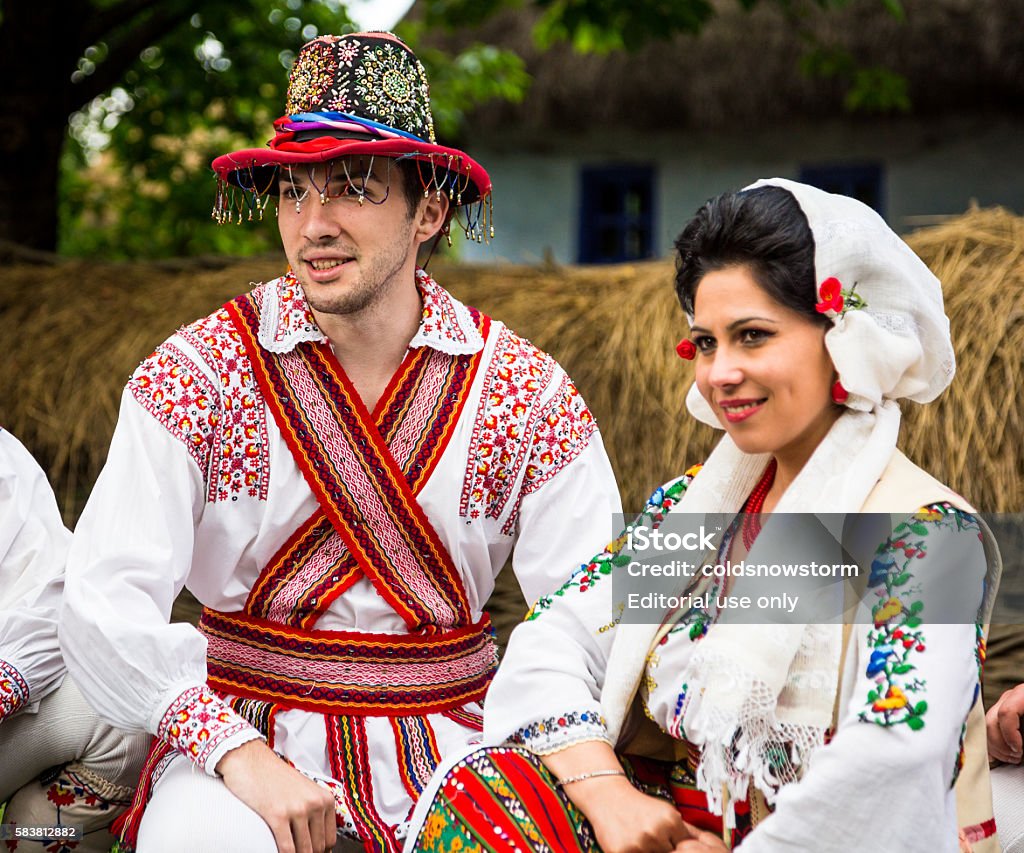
[414,191,451,245]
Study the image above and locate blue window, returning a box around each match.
[578,166,655,264]
[799,163,885,217]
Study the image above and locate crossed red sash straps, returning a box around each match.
[227,290,490,632]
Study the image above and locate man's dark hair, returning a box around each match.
[673,186,825,327]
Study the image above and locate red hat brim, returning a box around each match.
[211,133,491,205]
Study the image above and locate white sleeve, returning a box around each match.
[485,477,694,754]
[509,367,622,605]
[0,430,71,720]
[60,379,260,774]
[738,508,986,852]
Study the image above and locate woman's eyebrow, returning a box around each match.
[690,316,778,334]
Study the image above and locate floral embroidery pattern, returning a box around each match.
[286,37,343,114]
[179,305,271,503]
[459,327,556,524]
[354,40,434,141]
[507,710,610,754]
[158,686,256,771]
[525,466,700,620]
[0,659,29,722]
[501,372,597,535]
[417,269,476,348]
[129,343,219,476]
[859,504,979,731]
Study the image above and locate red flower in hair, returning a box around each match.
[816,277,845,315]
[676,338,696,360]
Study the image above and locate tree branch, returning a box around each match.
[69,5,196,110]
[78,0,184,51]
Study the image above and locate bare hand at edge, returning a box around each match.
[217,739,336,853]
[986,683,1024,764]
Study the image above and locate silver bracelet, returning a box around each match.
[555,769,626,787]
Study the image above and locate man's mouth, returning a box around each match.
[307,258,349,271]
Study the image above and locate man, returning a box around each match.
[0,428,148,852]
[60,32,620,853]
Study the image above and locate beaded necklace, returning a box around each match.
[740,458,777,551]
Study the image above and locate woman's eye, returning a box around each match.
[694,336,716,353]
[740,328,771,344]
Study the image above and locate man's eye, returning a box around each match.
[281,186,305,201]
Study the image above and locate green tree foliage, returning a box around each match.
[57,1,529,258]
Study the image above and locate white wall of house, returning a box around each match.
[457,115,1024,264]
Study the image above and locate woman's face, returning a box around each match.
[691,264,841,470]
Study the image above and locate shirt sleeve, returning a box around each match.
[0,430,71,721]
[60,363,260,775]
[507,367,623,605]
[738,506,987,852]
[484,474,696,754]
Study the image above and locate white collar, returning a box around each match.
[255,268,484,356]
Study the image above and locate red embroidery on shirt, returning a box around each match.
[459,326,557,525]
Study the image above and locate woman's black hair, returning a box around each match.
[673,185,826,326]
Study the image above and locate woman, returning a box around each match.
[405,179,999,852]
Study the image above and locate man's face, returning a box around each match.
[277,157,425,318]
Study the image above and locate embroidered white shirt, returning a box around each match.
[60,270,621,836]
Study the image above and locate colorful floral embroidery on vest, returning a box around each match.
[0,659,29,722]
[157,686,255,769]
[460,327,557,524]
[525,466,700,621]
[859,503,980,731]
[500,371,598,535]
[128,343,219,476]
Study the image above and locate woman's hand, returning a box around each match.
[986,683,1024,764]
[575,776,690,853]
[542,741,688,852]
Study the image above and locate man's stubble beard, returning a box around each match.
[299,222,417,318]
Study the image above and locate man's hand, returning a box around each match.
[986,683,1024,764]
[673,822,730,852]
[216,739,336,853]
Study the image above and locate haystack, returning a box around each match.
[1,207,1022,702]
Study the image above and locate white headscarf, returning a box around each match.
[671,178,956,821]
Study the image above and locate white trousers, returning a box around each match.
[992,763,1024,852]
[137,756,364,853]
[0,675,150,853]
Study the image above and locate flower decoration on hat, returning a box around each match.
[676,338,697,360]
[815,277,868,320]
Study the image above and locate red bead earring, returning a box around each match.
[831,380,849,405]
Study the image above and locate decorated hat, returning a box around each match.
[211,32,492,237]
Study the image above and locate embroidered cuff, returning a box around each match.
[157,686,262,776]
[0,658,30,722]
[505,708,612,756]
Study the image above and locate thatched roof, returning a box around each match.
[429,0,1024,138]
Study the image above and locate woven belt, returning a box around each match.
[198,608,497,716]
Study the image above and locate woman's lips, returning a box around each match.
[718,398,766,423]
